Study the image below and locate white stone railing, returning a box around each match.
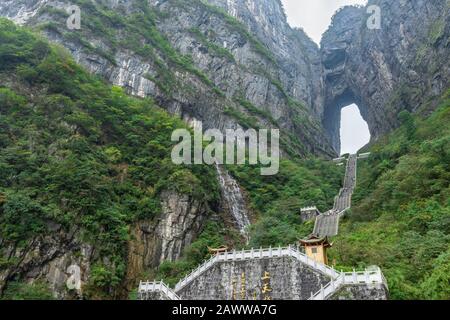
[301,206,318,212]
[139,280,180,300]
[358,152,371,159]
[174,245,340,292]
[138,249,387,301]
[308,267,388,300]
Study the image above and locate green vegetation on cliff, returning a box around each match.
[155,158,344,286]
[0,18,218,298]
[0,17,342,299]
[332,90,450,300]
[228,159,343,247]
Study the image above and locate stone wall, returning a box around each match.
[329,284,389,300]
[139,290,172,301]
[176,256,330,300]
[300,208,320,222]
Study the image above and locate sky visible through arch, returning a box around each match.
[280,0,370,155]
[340,105,371,155]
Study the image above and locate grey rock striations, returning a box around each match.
[0,0,449,299]
[1,0,448,155]
[0,0,335,157]
[321,0,450,153]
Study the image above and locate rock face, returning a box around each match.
[127,191,209,280]
[0,226,94,299]
[0,190,209,298]
[215,165,251,237]
[1,0,449,300]
[2,1,447,156]
[0,0,335,157]
[321,0,450,153]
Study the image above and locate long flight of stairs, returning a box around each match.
[313,154,358,237]
[137,153,388,300]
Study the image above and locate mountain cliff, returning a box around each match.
[0,0,334,157]
[0,18,222,298]
[0,17,341,299]
[2,1,448,156]
[0,0,449,300]
[321,0,450,153]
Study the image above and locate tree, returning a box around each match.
[398,110,416,140]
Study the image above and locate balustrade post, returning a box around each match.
[353,269,357,284]
[378,267,383,283]
[269,246,273,258]
[320,285,324,300]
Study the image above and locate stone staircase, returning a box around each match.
[138,280,180,300]
[313,212,340,237]
[308,267,388,300]
[313,154,358,237]
[139,245,340,299]
[139,245,387,300]
[174,245,339,292]
[137,153,387,300]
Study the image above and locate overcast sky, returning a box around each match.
[280,0,370,154]
[340,105,371,155]
[280,0,368,44]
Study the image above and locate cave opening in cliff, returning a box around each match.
[340,104,370,155]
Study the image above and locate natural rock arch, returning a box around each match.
[320,1,450,155]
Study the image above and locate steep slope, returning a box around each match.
[321,0,450,153]
[152,159,344,289]
[0,19,344,300]
[0,0,335,157]
[1,0,449,301]
[331,89,450,299]
[0,18,222,299]
[2,0,448,156]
